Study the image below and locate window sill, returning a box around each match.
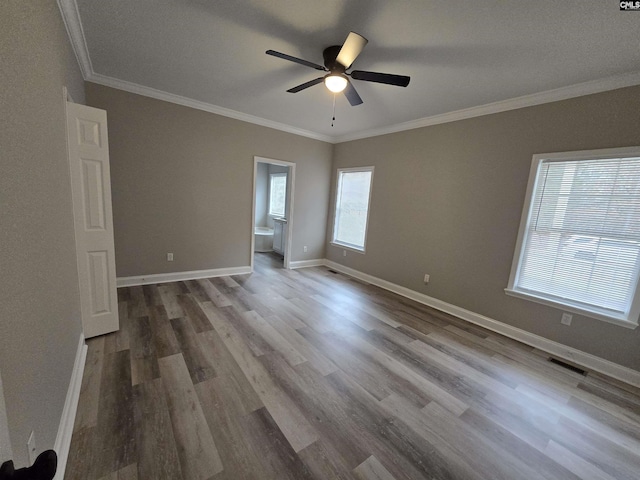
[504,288,638,330]
[330,242,366,254]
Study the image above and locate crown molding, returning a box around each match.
[57,0,93,79]
[83,69,640,147]
[86,73,333,143]
[58,0,640,146]
[57,0,332,143]
[333,70,640,143]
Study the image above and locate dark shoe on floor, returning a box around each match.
[0,460,15,480]
[0,450,57,480]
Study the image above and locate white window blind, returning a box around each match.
[269,173,286,217]
[508,151,640,326]
[332,167,374,251]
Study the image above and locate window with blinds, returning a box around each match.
[332,167,374,251]
[506,148,640,327]
[268,173,286,217]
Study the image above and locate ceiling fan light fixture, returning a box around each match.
[267,31,410,106]
[324,74,348,93]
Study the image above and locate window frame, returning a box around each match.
[331,166,375,253]
[268,172,287,218]
[505,146,640,329]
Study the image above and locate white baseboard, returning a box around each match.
[289,259,326,269]
[324,260,640,388]
[116,266,252,287]
[54,333,87,480]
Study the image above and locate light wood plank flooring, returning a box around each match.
[65,252,640,480]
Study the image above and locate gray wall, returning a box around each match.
[0,1,85,466]
[255,163,269,228]
[329,86,640,371]
[85,83,333,277]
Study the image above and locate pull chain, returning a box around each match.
[331,94,336,127]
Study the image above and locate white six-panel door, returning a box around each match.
[66,102,119,338]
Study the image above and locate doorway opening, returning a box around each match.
[251,156,295,271]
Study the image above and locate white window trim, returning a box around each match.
[505,146,640,329]
[268,172,287,218]
[331,166,374,253]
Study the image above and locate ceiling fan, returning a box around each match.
[266,32,410,106]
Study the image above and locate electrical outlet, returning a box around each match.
[27,431,36,466]
[561,312,573,326]
[343,250,347,257]
[423,274,430,284]
[303,245,308,253]
[167,252,174,261]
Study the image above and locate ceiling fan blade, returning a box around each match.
[350,70,410,87]
[266,50,326,71]
[343,80,363,106]
[287,77,325,93]
[336,32,368,69]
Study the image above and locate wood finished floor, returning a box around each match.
[65,252,640,480]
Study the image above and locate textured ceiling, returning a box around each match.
[72,0,640,141]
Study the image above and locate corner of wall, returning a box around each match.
[0,371,13,464]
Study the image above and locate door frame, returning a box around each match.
[251,156,296,271]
